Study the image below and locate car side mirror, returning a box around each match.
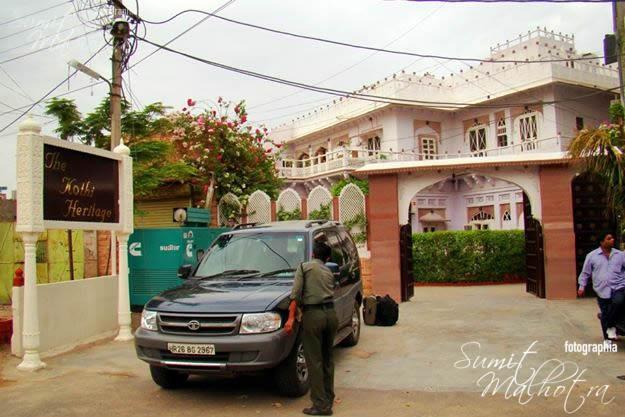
[177,264,193,279]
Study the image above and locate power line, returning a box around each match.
[0,1,71,27]
[136,35,621,110]
[0,22,94,56]
[0,43,108,133]
[249,3,445,112]
[0,29,100,65]
[128,0,237,70]
[138,7,607,64]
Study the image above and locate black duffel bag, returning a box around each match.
[375,295,399,326]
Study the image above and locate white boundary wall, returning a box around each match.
[11,276,119,358]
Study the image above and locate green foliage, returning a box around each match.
[277,208,301,221]
[308,203,331,220]
[609,102,624,124]
[330,177,369,197]
[344,212,367,244]
[45,98,83,140]
[412,230,526,283]
[220,200,242,225]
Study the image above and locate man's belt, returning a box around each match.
[303,301,334,310]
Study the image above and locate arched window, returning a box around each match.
[314,147,327,164]
[471,210,494,221]
[502,210,512,222]
[515,111,541,151]
[496,118,508,147]
[467,125,488,156]
[298,153,310,167]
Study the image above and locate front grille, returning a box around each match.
[158,312,241,335]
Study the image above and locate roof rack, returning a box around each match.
[233,222,259,230]
[305,220,329,228]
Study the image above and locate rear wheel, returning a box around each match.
[273,336,309,397]
[340,301,361,347]
[149,365,188,389]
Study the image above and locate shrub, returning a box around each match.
[412,230,526,283]
[308,203,331,220]
[277,208,301,221]
[330,177,369,197]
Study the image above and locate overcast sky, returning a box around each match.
[0,0,614,192]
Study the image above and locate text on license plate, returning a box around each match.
[167,343,215,355]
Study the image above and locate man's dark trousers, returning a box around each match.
[597,288,625,339]
[302,304,338,411]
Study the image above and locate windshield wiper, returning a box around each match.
[197,269,260,280]
[258,268,296,277]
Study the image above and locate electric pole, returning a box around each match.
[110,1,129,150]
[614,1,625,103]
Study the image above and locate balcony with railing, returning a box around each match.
[278,136,566,179]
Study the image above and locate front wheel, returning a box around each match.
[149,365,188,389]
[273,336,310,397]
[339,301,361,347]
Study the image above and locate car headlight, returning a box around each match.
[141,310,158,331]
[240,312,282,334]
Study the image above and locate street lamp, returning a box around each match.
[68,60,112,87]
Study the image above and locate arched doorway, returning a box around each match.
[403,171,545,298]
[572,173,618,296]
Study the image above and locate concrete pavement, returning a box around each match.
[1,284,624,417]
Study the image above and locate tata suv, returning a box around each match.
[135,220,363,397]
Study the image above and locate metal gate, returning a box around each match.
[572,173,616,296]
[523,193,545,298]
[399,224,414,302]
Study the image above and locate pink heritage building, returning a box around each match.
[270,28,619,300]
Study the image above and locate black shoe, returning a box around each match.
[302,407,333,416]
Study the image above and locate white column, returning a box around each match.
[110,231,117,276]
[115,232,133,341]
[510,195,519,229]
[493,201,501,230]
[17,232,45,371]
[114,140,134,342]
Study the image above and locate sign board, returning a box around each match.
[43,143,119,224]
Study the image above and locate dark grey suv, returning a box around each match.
[135,220,363,397]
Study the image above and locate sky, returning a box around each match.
[0,0,614,193]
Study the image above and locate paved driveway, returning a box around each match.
[1,284,624,417]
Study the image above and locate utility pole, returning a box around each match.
[109,1,130,277]
[613,1,625,103]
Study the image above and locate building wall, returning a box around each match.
[135,198,191,228]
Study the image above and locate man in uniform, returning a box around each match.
[284,241,338,416]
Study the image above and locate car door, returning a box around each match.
[325,230,352,328]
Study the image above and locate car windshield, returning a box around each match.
[195,232,306,278]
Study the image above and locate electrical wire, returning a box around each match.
[0,29,100,65]
[0,1,71,27]
[0,43,108,133]
[138,7,607,64]
[135,36,622,110]
[0,22,97,56]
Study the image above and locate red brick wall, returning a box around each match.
[368,174,401,301]
[539,165,577,299]
[360,257,373,296]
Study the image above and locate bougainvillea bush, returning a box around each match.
[167,98,284,207]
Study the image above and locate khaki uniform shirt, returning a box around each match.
[290,259,335,306]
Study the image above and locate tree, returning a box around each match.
[569,102,625,235]
[167,97,283,208]
[44,97,197,197]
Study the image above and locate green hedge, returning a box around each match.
[412,230,526,283]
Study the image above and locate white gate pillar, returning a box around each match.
[17,232,45,371]
[15,117,45,371]
[114,141,134,341]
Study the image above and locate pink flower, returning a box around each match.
[182,107,187,112]
[241,115,247,123]
[187,98,196,107]
[197,115,205,126]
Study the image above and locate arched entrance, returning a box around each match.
[359,159,577,301]
[404,171,545,298]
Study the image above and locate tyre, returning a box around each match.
[273,336,310,397]
[149,365,188,389]
[339,301,361,347]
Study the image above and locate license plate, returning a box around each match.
[167,343,215,355]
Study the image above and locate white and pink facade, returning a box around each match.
[270,28,618,234]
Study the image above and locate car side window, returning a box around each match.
[338,228,358,261]
[314,230,345,266]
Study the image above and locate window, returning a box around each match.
[420,136,438,160]
[576,117,584,131]
[471,210,494,221]
[314,231,345,267]
[468,126,487,156]
[496,119,508,147]
[502,210,512,222]
[517,112,539,151]
[367,136,381,156]
[423,226,437,233]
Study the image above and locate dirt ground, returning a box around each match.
[1,284,624,417]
